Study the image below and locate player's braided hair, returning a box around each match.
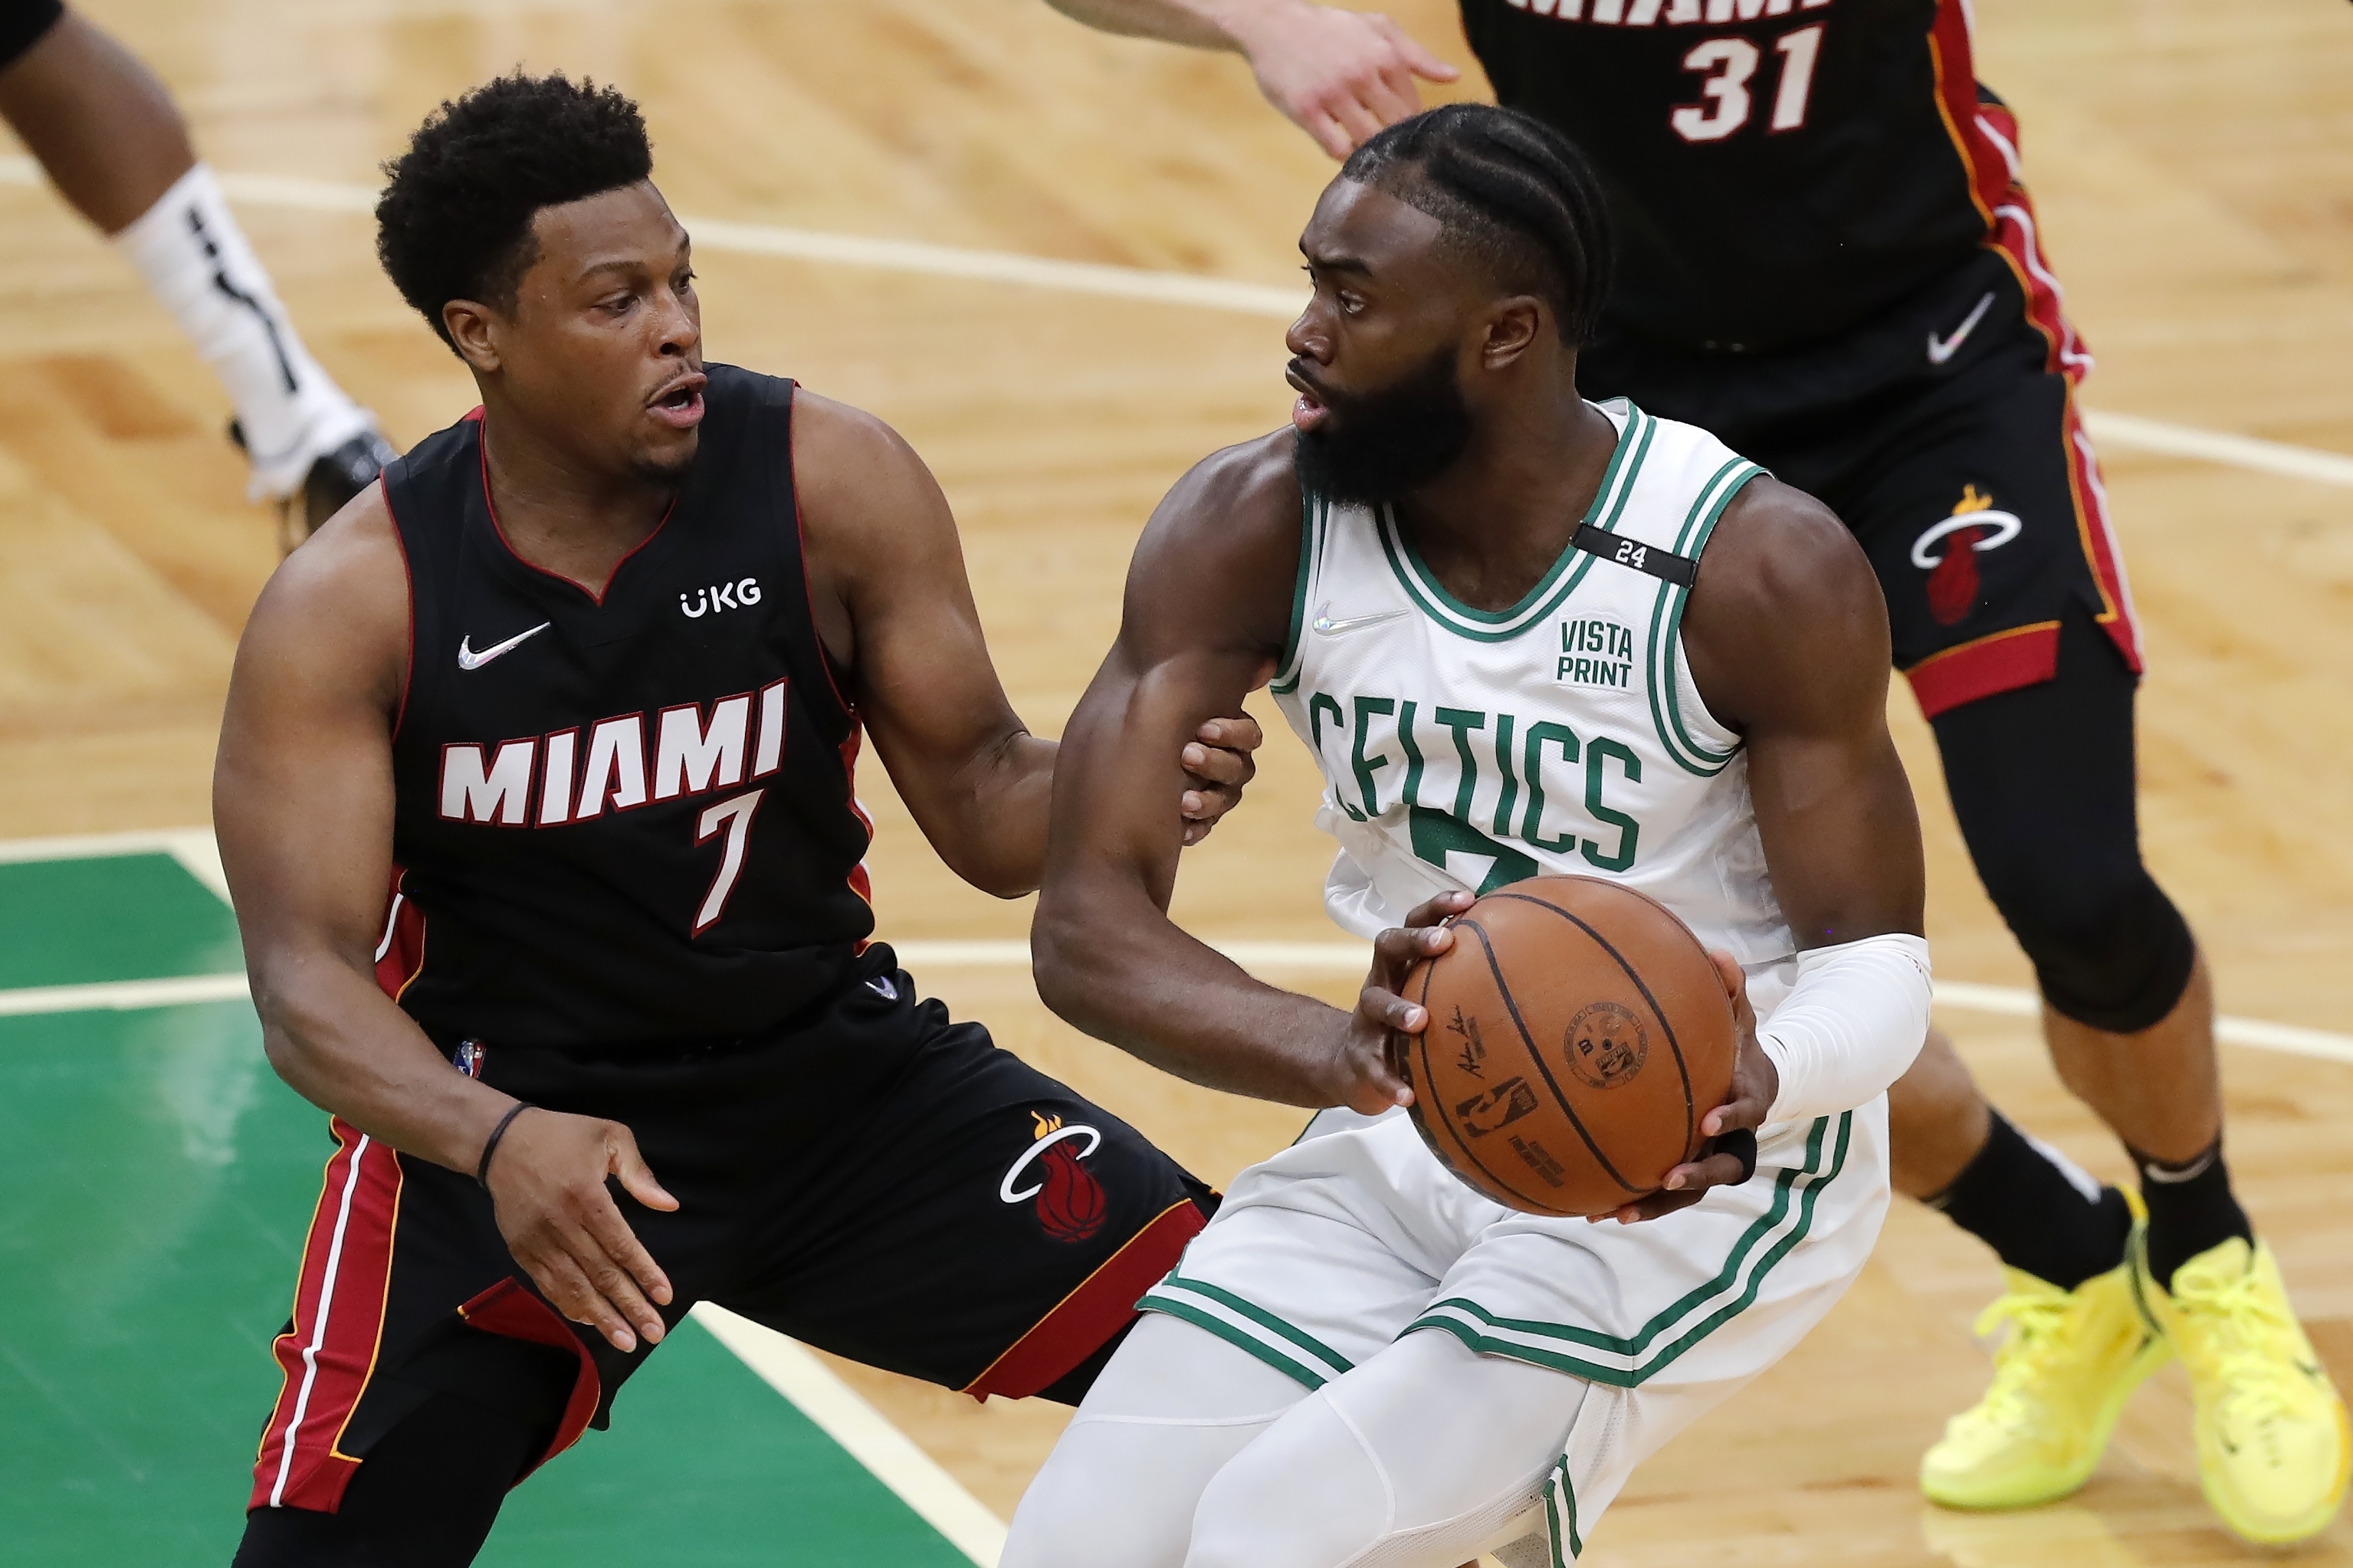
[1340,104,1615,346]
[376,72,654,351]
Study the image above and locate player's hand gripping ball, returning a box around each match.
[1398,875,1737,1217]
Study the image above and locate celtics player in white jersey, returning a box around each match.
[1003,106,1937,1568]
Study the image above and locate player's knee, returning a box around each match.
[1184,1396,1386,1568]
[1983,857,2196,1035]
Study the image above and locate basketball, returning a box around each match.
[1400,875,1738,1218]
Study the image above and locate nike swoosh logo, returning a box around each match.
[457,622,553,671]
[1927,291,1997,366]
[1311,601,1410,638]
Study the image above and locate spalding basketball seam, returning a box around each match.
[1485,894,1702,1158]
[1462,919,1642,1196]
[1413,927,1563,1214]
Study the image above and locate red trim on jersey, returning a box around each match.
[1920,19,2144,692]
[249,1120,405,1513]
[372,868,427,1001]
[474,417,674,607]
[455,1279,602,1481]
[1925,0,2002,228]
[961,1198,1209,1402]
[840,726,875,929]
[381,473,417,742]
[1902,620,2060,720]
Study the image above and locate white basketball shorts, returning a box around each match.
[1137,1100,1890,1560]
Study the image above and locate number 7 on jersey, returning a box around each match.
[694,789,764,933]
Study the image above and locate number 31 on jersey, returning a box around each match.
[1672,21,1825,143]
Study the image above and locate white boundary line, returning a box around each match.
[691,1304,1009,1566]
[0,156,2345,487]
[0,973,250,1017]
[0,830,2347,1064]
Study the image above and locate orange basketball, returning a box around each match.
[1400,875,1737,1217]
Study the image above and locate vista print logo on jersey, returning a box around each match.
[1000,1111,1108,1244]
[1913,486,2022,627]
[1557,617,1636,689]
[680,577,761,619]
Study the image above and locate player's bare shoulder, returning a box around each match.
[1140,428,1301,563]
[1124,430,1301,651]
[1682,474,1892,732]
[235,481,411,715]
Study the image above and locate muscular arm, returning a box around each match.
[215,495,506,1170]
[1033,436,1416,1111]
[795,394,1056,898]
[795,393,1255,899]
[1042,0,1456,158]
[1681,478,1931,1131]
[1683,477,1926,953]
[217,496,677,1352]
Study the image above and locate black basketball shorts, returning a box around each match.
[1582,192,2141,721]
[246,944,1213,1515]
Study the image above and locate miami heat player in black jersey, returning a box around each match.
[1462,0,1996,353]
[218,78,1263,1566]
[381,365,871,1047]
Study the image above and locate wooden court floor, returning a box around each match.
[4,0,2353,1563]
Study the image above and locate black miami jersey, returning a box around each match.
[376,365,875,1048]
[1459,0,2013,353]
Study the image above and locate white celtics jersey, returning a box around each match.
[1271,400,1793,969]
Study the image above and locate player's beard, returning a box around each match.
[628,442,700,488]
[1292,345,1474,507]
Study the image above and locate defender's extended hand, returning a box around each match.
[1595,950,1778,1225]
[1335,890,1477,1115]
[1226,2,1459,159]
[484,1107,681,1352]
[1178,713,1264,845]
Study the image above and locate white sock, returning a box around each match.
[110,162,372,500]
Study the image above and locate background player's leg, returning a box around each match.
[1889,1030,2134,1288]
[1001,1312,1313,1568]
[1928,609,2345,1539]
[231,1386,563,1568]
[0,5,392,536]
[1182,1330,1587,1568]
[1932,612,2236,1280]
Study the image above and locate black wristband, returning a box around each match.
[476,1102,533,1189]
[1715,1127,1759,1184]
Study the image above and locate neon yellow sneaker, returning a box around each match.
[1921,1242,2171,1511]
[2138,1233,2351,1545]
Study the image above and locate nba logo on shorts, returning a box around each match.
[453,1040,485,1078]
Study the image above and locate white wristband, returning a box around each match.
[1755,932,1932,1124]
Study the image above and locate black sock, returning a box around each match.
[2134,1138,2253,1292]
[1926,1111,2132,1289]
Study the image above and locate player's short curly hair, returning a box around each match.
[376,72,653,350]
[1341,104,1615,346]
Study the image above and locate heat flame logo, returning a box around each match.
[1913,485,2024,628]
[999,1110,1108,1244]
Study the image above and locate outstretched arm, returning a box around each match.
[1042,0,1457,158]
[793,393,1258,898]
[1032,436,1429,1111]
